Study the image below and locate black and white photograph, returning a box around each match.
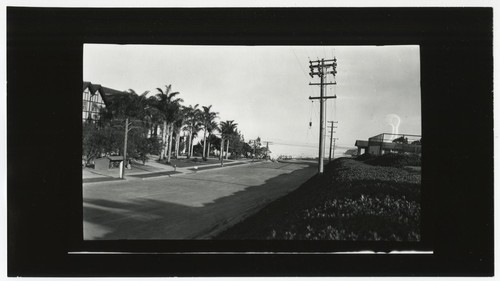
[6,5,493,277]
[82,44,422,241]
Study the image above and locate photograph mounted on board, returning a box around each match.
[82,44,421,241]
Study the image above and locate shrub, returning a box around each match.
[355,152,375,161]
[216,158,421,241]
[365,153,421,167]
[328,158,421,185]
[268,195,420,241]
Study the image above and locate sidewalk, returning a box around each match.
[186,159,262,172]
[82,158,174,183]
[83,157,262,183]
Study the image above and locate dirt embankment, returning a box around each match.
[215,154,421,241]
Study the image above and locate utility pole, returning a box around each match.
[253,141,256,162]
[327,121,338,162]
[263,141,273,159]
[328,135,339,162]
[309,58,337,174]
[220,138,224,167]
[120,118,133,179]
[250,139,257,162]
[332,137,338,161]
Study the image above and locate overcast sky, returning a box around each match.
[84,44,421,157]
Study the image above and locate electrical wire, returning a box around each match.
[291,47,310,80]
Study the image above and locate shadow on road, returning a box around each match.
[167,176,250,187]
[83,162,317,240]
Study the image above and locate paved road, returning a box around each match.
[83,161,317,240]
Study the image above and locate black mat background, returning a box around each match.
[6,7,493,276]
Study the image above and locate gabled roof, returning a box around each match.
[83,81,129,107]
[355,140,369,147]
[100,86,131,107]
[83,81,102,95]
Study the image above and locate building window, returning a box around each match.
[92,102,100,112]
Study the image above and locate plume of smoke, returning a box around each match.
[385,114,401,140]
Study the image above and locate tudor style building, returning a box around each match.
[82,82,106,122]
[82,81,127,122]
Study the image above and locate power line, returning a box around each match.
[291,48,316,97]
[291,48,310,81]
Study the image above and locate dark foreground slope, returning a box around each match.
[215,155,421,241]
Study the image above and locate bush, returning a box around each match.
[216,158,421,241]
[228,154,240,160]
[268,195,420,241]
[355,152,375,161]
[327,158,421,185]
[365,153,421,167]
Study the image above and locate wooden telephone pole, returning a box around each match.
[120,118,134,179]
[263,141,273,159]
[327,121,338,162]
[252,140,256,162]
[308,58,337,174]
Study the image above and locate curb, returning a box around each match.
[82,177,125,184]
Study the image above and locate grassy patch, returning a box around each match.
[215,157,421,241]
[158,157,234,168]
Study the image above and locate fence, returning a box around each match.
[367,133,421,155]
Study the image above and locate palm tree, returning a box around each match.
[145,95,163,138]
[172,105,187,159]
[205,120,219,157]
[99,89,150,128]
[184,104,202,158]
[127,89,151,124]
[201,105,219,159]
[102,90,146,120]
[166,103,183,163]
[219,120,238,160]
[155,85,183,162]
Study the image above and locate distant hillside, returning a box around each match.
[344,148,358,156]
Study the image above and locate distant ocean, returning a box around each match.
[268,143,352,159]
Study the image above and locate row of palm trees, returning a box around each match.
[103,84,241,163]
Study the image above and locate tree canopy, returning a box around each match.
[83,84,258,165]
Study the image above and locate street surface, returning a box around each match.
[83,160,316,239]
